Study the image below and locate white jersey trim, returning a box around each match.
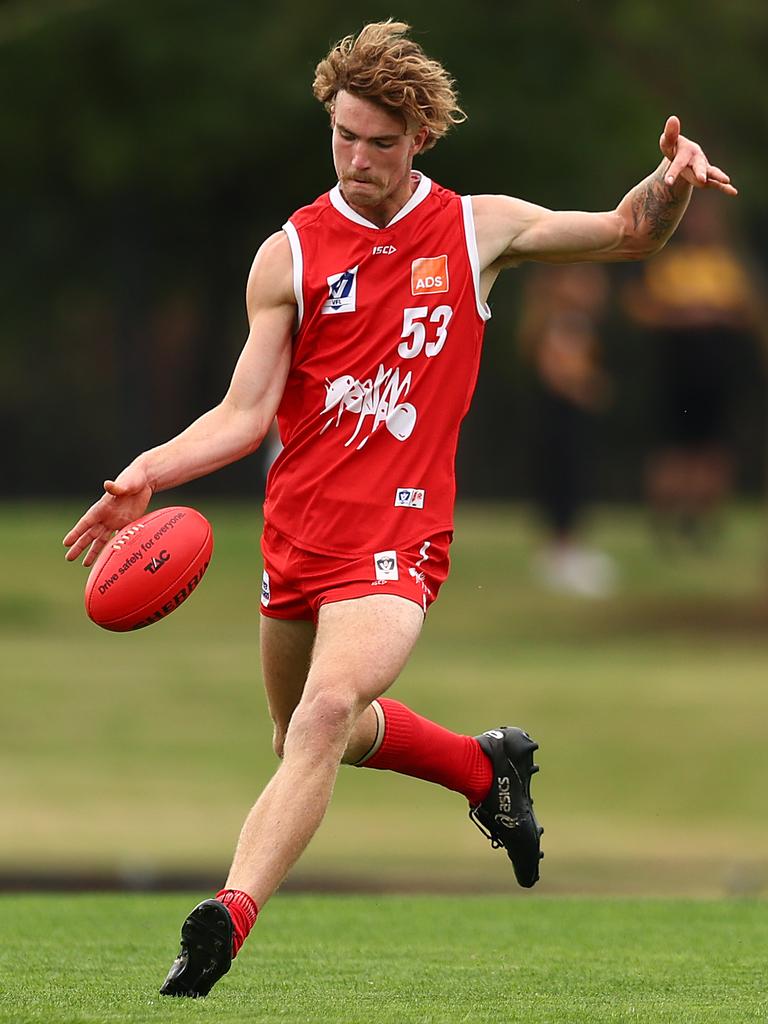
[460,195,492,322]
[329,172,433,230]
[282,220,304,332]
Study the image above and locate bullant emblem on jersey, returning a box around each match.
[321,265,359,314]
[320,364,417,450]
[411,255,449,296]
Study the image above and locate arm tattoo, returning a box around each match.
[630,163,684,242]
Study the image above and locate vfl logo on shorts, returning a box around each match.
[322,266,359,314]
[394,487,425,509]
[261,570,271,606]
[411,255,449,296]
[374,550,399,582]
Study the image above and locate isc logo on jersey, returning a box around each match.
[411,255,449,296]
[322,266,359,314]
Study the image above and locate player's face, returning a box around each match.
[332,91,428,215]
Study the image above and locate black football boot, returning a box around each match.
[160,899,233,997]
[469,726,543,888]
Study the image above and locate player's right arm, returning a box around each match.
[472,116,736,289]
[63,231,295,566]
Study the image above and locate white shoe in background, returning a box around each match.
[534,545,618,599]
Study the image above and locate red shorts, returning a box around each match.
[260,522,452,622]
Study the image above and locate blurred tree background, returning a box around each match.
[1,0,766,499]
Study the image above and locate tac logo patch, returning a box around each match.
[394,487,425,509]
[411,255,449,296]
[322,265,359,314]
[374,550,399,582]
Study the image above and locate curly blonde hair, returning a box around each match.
[313,21,466,151]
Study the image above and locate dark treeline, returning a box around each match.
[2,0,766,498]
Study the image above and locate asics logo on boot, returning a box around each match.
[498,775,511,813]
[484,730,504,740]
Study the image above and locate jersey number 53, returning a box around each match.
[398,306,453,360]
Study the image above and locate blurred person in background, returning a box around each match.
[520,263,616,597]
[624,196,766,547]
[62,20,736,999]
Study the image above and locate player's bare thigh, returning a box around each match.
[260,615,315,756]
[262,595,423,761]
[312,594,423,692]
[301,594,424,762]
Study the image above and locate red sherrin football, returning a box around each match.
[85,506,213,631]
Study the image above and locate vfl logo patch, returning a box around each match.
[322,266,359,314]
[374,550,399,582]
[394,487,425,509]
[261,570,271,607]
[411,255,449,296]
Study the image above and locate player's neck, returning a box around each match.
[341,171,420,229]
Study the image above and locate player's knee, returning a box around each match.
[292,687,360,745]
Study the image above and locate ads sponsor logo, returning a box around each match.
[374,550,399,582]
[261,570,271,607]
[394,487,425,509]
[411,255,449,296]
[321,265,359,314]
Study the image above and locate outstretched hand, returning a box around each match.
[63,464,154,567]
[659,116,737,195]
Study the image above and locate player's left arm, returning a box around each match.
[473,116,737,272]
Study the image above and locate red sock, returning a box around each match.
[359,698,493,805]
[215,889,258,957]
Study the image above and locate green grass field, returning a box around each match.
[2,500,768,893]
[2,501,768,1022]
[1,894,766,1023]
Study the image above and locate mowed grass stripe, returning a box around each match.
[0,895,765,1024]
[2,502,768,892]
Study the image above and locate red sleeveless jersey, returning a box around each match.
[263,174,491,556]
